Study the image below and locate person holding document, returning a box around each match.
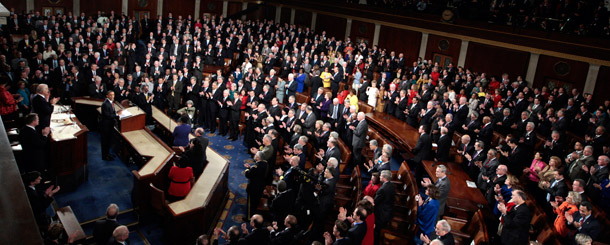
[101,91,122,161]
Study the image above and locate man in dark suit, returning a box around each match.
[240,215,270,244]
[217,89,231,136]
[498,189,532,245]
[23,171,59,232]
[541,170,568,202]
[285,74,298,99]
[566,201,601,242]
[406,97,421,127]
[422,165,451,218]
[318,167,338,220]
[19,113,51,173]
[435,127,452,162]
[477,149,500,188]
[367,152,391,173]
[464,141,487,180]
[228,94,242,141]
[584,155,609,202]
[245,152,269,217]
[268,215,299,245]
[345,206,368,244]
[93,204,120,245]
[476,116,494,148]
[394,90,408,121]
[374,170,395,242]
[31,84,58,132]
[351,112,368,170]
[328,98,344,130]
[500,138,531,176]
[101,91,120,161]
[324,220,351,245]
[270,181,297,223]
[412,125,433,164]
[193,128,209,168]
[419,101,436,128]
[318,138,342,166]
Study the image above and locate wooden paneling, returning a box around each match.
[246,3,265,21]
[35,0,73,15]
[349,20,374,44]
[465,42,530,78]
[129,0,157,18]
[80,0,122,16]
[280,7,291,25]
[200,0,222,17]
[162,0,196,18]
[424,34,461,63]
[2,0,27,14]
[261,4,276,21]
[293,9,311,28]
[315,14,346,39]
[593,66,610,107]
[377,25,421,65]
[533,55,589,92]
[227,2,242,17]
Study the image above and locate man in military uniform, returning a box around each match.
[245,151,268,217]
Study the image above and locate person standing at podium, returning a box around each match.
[101,91,121,161]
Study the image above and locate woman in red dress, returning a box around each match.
[168,155,194,201]
[363,172,381,198]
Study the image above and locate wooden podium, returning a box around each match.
[49,106,89,190]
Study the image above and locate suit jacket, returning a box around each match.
[478,158,500,188]
[303,112,316,134]
[31,94,54,129]
[270,189,297,221]
[568,155,595,182]
[435,177,451,216]
[374,181,395,226]
[412,133,433,163]
[347,221,367,244]
[501,204,532,245]
[436,134,452,162]
[323,146,342,165]
[19,126,48,172]
[241,228,270,245]
[269,227,297,245]
[245,160,268,196]
[93,218,120,245]
[570,212,601,241]
[319,177,338,215]
[545,179,568,201]
[352,119,368,149]
[25,186,53,228]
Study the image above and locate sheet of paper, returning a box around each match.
[119,109,132,119]
[466,180,477,188]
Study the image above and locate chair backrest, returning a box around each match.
[358,101,373,113]
[149,183,168,214]
[337,138,352,173]
[295,92,309,105]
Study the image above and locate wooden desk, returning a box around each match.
[49,106,89,177]
[123,129,174,177]
[56,206,86,242]
[421,160,488,212]
[166,149,230,244]
[151,106,195,140]
[365,111,419,154]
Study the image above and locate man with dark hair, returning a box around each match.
[100,91,120,161]
[23,171,59,232]
[245,152,268,217]
[374,170,395,243]
[324,220,351,245]
[566,201,601,242]
[268,215,299,244]
[498,189,531,245]
[270,180,297,223]
[19,113,51,173]
[93,203,120,245]
[240,214,270,244]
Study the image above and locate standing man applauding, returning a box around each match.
[101,91,121,161]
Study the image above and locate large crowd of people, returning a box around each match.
[1,5,609,245]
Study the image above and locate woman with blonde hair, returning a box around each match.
[551,191,581,237]
[537,156,563,190]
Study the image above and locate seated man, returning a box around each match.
[93,204,120,245]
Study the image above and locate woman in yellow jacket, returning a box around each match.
[321,67,332,88]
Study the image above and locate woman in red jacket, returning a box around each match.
[168,155,194,201]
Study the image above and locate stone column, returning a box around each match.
[222,1,228,18]
[275,6,281,23]
[372,24,381,46]
[122,0,128,16]
[419,33,429,59]
[290,8,295,25]
[157,0,163,16]
[311,12,317,30]
[73,0,80,16]
[457,40,469,67]
[525,53,540,87]
[583,64,600,94]
[194,0,201,19]
[345,18,352,41]
[26,0,34,12]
